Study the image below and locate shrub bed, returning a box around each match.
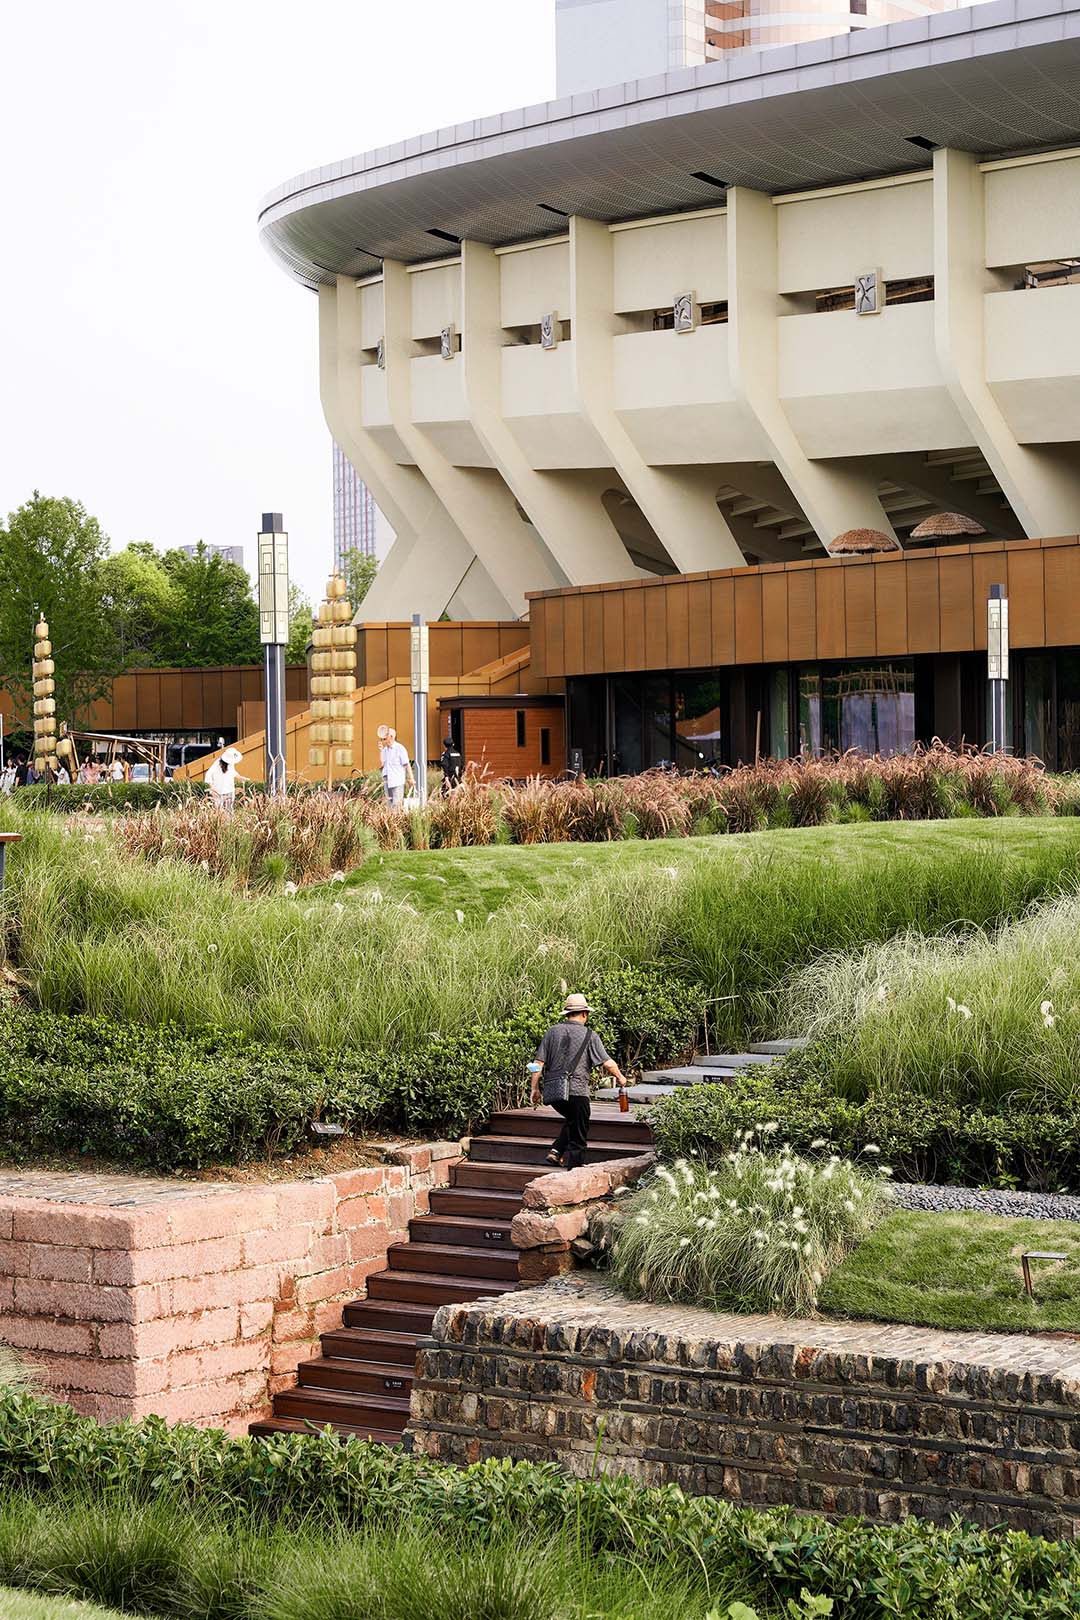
[0,1392,1075,1618]
[15,782,207,812]
[650,1070,1080,1193]
[0,966,702,1168]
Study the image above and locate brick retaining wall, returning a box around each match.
[407,1278,1080,1539]
[0,1145,457,1432]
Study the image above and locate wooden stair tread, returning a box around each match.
[320,1326,419,1361]
[391,1240,517,1263]
[409,1214,515,1239]
[250,1417,403,1444]
[297,1356,414,1389]
[277,1387,410,1415]
[371,1268,520,1291]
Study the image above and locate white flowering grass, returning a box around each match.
[610,1136,890,1317]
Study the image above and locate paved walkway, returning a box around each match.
[0,1169,237,1206]
[482,1275,1080,1380]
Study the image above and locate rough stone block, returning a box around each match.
[521,1155,653,1210]
[511,1208,590,1249]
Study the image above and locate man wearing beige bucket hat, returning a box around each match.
[529,993,629,1168]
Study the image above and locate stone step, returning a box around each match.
[274,1385,410,1432]
[387,1240,518,1281]
[642,1067,731,1086]
[409,1213,515,1248]
[250,1417,403,1445]
[690,1052,778,1069]
[428,1187,524,1221]
[469,1133,649,1167]
[596,1084,677,1103]
[320,1325,420,1364]
[296,1356,414,1397]
[367,1268,520,1307]
[747,1039,808,1055]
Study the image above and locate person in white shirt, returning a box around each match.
[109,759,125,783]
[204,746,245,810]
[377,725,414,808]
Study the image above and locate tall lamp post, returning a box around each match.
[411,614,429,808]
[987,582,1009,754]
[258,514,289,797]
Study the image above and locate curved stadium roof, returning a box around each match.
[260,0,1080,290]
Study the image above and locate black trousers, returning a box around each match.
[550,1097,590,1168]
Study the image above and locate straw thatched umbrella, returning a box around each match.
[829,528,900,554]
[908,512,986,540]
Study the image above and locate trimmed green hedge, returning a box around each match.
[650,1062,1080,1193]
[14,783,208,812]
[0,1391,1075,1618]
[0,966,702,1169]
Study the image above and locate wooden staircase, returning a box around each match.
[250,1103,653,1443]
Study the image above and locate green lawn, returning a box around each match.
[0,1592,126,1620]
[821,1210,1080,1333]
[342,817,1079,919]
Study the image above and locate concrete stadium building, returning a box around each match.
[258,0,1080,772]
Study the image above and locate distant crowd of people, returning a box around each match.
[0,756,134,792]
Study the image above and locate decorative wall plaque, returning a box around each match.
[855,270,882,315]
[540,311,560,350]
[674,291,697,333]
[440,323,455,360]
[376,337,386,369]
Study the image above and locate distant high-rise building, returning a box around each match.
[180,542,245,568]
[332,440,377,573]
[556,0,964,93]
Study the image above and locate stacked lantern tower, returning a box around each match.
[31,616,58,782]
[308,574,357,785]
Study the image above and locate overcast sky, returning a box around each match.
[0,1,554,605]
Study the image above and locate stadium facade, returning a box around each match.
[259,0,1080,769]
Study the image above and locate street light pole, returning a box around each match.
[258,514,290,796]
[987,582,1009,754]
[411,613,429,808]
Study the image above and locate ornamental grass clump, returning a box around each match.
[610,1137,889,1316]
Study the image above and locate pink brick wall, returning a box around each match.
[0,1144,457,1433]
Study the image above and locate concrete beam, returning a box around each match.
[725,187,899,551]
[570,216,746,573]
[933,148,1080,538]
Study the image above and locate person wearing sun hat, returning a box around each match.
[203,746,245,810]
[529,993,629,1169]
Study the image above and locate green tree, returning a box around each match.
[285,584,313,663]
[0,492,119,721]
[99,542,178,666]
[158,543,260,667]
[342,548,378,612]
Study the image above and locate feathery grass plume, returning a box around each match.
[610,1141,889,1316]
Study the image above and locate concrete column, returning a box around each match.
[933,148,1080,537]
[570,216,746,573]
[382,259,561,616]
[319,279,477,621]
[726,188,898,550]
[460,240,631,585]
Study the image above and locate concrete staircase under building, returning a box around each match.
[250,1103,653,1443]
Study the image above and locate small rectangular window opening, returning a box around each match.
[540,727,551,766]
[516,710,526,747]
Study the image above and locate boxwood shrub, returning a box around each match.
[14,782,208,812]
[650,1063,1080,1193]
[0,1390,1075,1618]
[0,966,703,1170]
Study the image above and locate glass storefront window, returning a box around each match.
[798,662,915,755]
[674,675,725,767]
[769,669,790,760]
[644,677,673,767]
[1022,654,1052,765]
[610,676,643,776]
[1058,653,1080,770]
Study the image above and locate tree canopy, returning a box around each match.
[0,493,118,720]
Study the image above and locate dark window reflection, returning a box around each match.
[799,662,915,755]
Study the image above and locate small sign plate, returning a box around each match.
[482,1228,506,1242]
[383,1377,406,1391]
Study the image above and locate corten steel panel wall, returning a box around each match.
[356,622,529,687]
[27,667,312,736]
[528,540,1080,678]
[459,704,565,780]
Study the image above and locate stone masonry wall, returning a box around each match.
[0,1144,457,1432]
[408,1278,1080,1539]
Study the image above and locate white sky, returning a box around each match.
[0,1,555,606]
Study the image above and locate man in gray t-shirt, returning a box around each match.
[530,993,628,1168]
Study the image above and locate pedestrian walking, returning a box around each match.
[439,733,463,792]
[377,725,414,807]
[204,746,245,810]
[529,993,628,1169]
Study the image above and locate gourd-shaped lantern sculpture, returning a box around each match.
[308,574,356,786]
[31,616,58,781]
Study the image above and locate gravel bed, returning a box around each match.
[892,1182,1080,1222]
